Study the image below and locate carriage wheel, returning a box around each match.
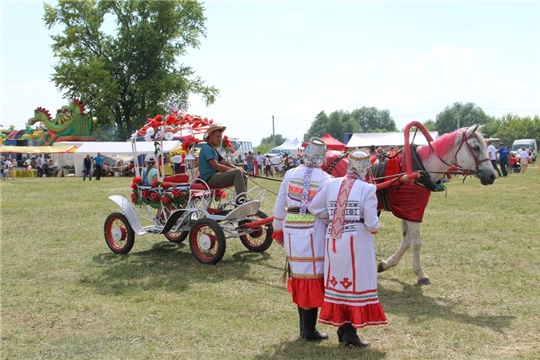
[189,218,226,265]
[239,210,274,252]
[164,231,189,243]
[104,212,135,254]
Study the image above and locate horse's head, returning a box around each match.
[455,125,496,185]
[322,150,349,177]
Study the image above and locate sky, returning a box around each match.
[2,1,540,147]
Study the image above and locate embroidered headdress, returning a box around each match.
[348,150,370,180]
[303,137,326,167]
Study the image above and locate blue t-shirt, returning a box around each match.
[497,147,509,159]
[199,143,223,182]
[141,167,159,186]
[94,155,103,166]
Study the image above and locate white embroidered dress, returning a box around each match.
[273,165,332,308]
[308,177,387,328]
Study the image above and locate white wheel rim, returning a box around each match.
[111,226,123,241]
[199,233,212,250]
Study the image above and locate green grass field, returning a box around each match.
[1,167,539,359]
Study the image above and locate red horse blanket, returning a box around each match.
[373,153,431,223]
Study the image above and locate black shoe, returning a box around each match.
[337,326,345,343]
[300,308,329,341]
[342,324,370,347]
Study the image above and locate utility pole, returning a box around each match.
[454,102,461,129]
[272,115,275,139]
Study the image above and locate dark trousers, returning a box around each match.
[95,164,102,180]
[491,160,502,177]
[499,158,508,177]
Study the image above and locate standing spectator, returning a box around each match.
[272,138,332,342]
[171,153,183,174]
[486,141,501,177]
[256,151,264,175]
[245,151,254,174]
[83,154,92,181]
[94,152,104,180]
[308,150,387,347]
[0,156,6,180]
[7,157,15,180]
[518,147,530,173]
[496,144,509,177]
[36,154,44,177]
[264,155,273,177]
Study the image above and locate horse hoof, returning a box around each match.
[377,262,385,273]
[418,277,431,285]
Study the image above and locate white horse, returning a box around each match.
[324,124,496,285]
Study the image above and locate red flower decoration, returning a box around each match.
[133,177,142,185]
[161,195,170,204]
[150,180,158,188]
[150,192,159,201]
[162,182,171,190]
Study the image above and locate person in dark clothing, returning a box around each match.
[496,144,509,177]
[83,154,92,181]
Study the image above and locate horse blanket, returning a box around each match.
[372,151,431,223]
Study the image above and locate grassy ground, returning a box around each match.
[1,167,539,359]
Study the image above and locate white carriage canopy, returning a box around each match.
[346,131,440,148]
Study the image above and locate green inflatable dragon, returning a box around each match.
[26,99,94,145]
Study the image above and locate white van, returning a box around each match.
[511,139,537,161]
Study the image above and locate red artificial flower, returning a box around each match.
[130,182,138,189]
[143,190,150,198]
[162,182,171,190]
[161,195,170,204]
[150,180,158,188]
[172,189,181,198]
[133,176,142,185]
[150,192,159,201]
[130,193,137,204]
[165,115,176,125]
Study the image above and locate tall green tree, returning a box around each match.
[44,0,219,140]
[435,102,491,135]
[350,107,397,133]
[304,111,329,141]
[495,114,540,145]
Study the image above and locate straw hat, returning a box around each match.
[203,124,227,140]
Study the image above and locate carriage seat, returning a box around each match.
[189,178,233,191]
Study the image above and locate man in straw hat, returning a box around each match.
[272,137,332,342]
[308,150,387,347]
[199,124,248,205]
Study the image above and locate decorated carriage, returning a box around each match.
[103,111,274,264]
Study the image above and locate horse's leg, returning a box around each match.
[377,220,411,273]
[408,221,431,285]
[377,220,431,285]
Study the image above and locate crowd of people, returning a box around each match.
[486,141,534,176]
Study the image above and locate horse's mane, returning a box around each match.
[416,130,461,161]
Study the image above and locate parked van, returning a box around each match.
[511,139,537,161]
[265,147,291,165]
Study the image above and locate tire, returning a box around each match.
[104,212,135,254]
[189,218,226,265]
[164,231,189,243]
[239,210,274,252]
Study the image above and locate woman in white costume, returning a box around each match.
[308,150,387,347]
[272,138,333,341]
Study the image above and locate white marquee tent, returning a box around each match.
[277,138,302,150]
[72,140,181,176]
[346,131,439,148]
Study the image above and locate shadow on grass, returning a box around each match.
[254,338,386,360]
[88,242,276,295]
[379,278,515,332]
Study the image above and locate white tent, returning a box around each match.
[73,141,181,176]
[277,138,302,150]
[346,131,439,148]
